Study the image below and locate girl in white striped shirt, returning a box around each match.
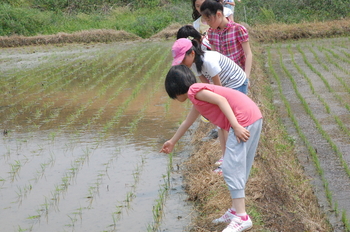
[172,37,248,94]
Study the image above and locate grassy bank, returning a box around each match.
[1,19,349,48]
[1,0,349,39]
[181,38,333,231]
[0,1,192,38]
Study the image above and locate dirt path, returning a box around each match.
[267,37,350,231]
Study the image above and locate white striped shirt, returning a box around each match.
[191,51,246,89]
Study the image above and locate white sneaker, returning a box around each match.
[212,209,236,224]
[213,166,223,175]
[215,156,224,166]
[222,216,253,232]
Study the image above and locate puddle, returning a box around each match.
[0,41,194,231]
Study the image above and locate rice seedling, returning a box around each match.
[146,151,173,231]
[65,214,78,228]
[342,210,350,232]
[9,160,22,181]
[15,184,32,203]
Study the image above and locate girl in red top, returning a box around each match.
[160,65,262,232]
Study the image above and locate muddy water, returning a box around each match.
[267,37,350,231]
[0,41,194,231]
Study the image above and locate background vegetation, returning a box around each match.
[1,0,349,38]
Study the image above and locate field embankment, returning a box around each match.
[1,19,350,47]
[182,20,350,232]
[250,18,350,42]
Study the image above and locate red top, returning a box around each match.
[188,83,262,131]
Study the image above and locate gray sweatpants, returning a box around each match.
[221,118,263,199]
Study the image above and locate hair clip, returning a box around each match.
[187,36,194,41]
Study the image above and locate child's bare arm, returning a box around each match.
[195,89,250,142]
[160,106,200,153]
[212,74,222,86]
[242,41,252,79]
[199,75,209,83]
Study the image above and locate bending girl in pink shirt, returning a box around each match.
[160,65,262,232]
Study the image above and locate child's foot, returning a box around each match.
[202,129,219,141]
[222,215,253,232]
[215,156,223,166]
[207,128,219,139]
[212,209,236,224]
[213,166,223,175]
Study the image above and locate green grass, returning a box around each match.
[1,0,349,38]
[0,2,192,38]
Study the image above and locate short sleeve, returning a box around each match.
[188,83,215,105]
[236,24,249,43]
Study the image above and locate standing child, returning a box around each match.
[171,37,248,170]
[192,0,233,35]
[200,0,252,80]
[223,0,240,15]
[160,65,262,232]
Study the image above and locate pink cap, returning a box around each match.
[171,38,193,66]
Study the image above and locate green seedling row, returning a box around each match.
[108,155,147,230]
[292,45,350,144]
[267,47,333,209]
[101,47,170,135]
[270,44,350,228]
[293,46,350,178]
[61,45,156,129]
[1,44,136,124]
[126,57,170,135]
[147,152,173,232]
[25,144,98,227]
[0,52,80,95]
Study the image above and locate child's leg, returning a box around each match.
[222,119,263,207]
[232,198,245,214]
[218,128,229,157]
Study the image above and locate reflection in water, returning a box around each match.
[0,41,193,231]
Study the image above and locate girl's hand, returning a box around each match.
[233,125,250,143]
[160,140,175,154]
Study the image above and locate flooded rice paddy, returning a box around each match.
[267,37,350,230]
[0,41,194,232]
[1,35,350,232]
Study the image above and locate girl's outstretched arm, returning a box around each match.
[160,106,200,153]
[195,89,250,142]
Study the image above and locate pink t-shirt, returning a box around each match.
[188,83,262,131]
